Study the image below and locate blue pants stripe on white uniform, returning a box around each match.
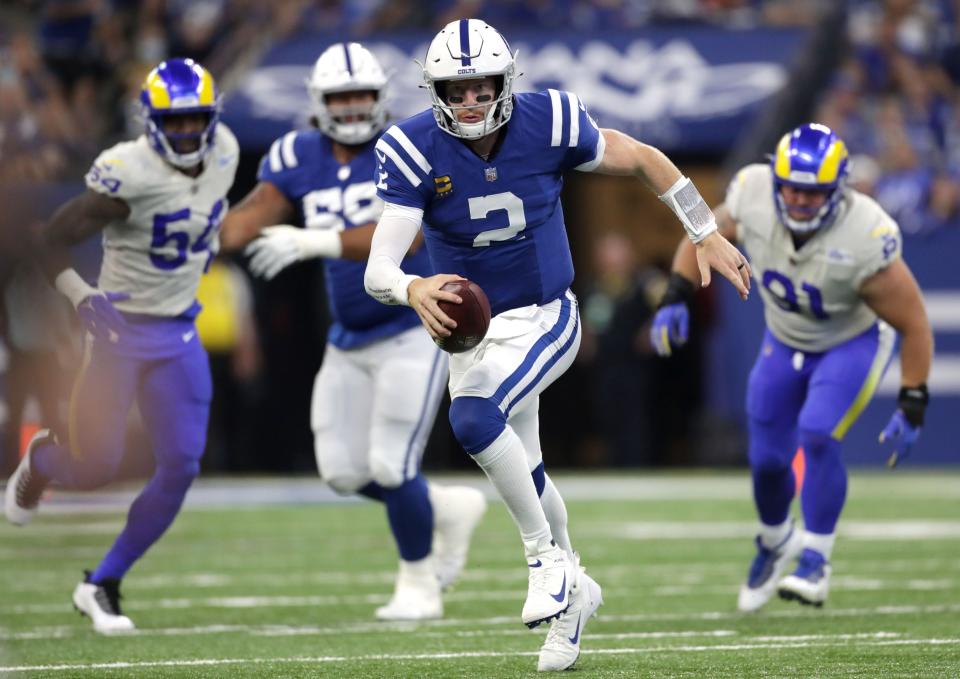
[505,304,579,418]
[402,345,446,479]
[492,294,573,413]
[451,292,579,456]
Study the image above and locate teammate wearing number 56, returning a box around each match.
[365,19,749,672]
[4,59,237,632]
[651,123,933,611]
[220,43,487,621]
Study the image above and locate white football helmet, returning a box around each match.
[307,42,388,145]
[422,19,517,139]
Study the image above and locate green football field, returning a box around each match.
[2,471,959,678]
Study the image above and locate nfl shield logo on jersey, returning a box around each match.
[484,167,498,182]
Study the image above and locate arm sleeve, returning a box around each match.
[364,202,424,306]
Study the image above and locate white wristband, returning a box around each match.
[54,268,97,309]
[659,176,718,244]
[299,228,342,260]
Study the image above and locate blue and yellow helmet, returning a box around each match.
[140,58,220,168]
[771,123,849,235]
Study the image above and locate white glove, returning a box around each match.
[244,225,343,280]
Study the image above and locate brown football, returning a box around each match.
[436,280,491,354]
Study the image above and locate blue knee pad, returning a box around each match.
[449,396,506,454]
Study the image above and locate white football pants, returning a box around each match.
[312,325,447,492]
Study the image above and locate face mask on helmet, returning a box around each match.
[140,58,220,169]
[422,19,518,140]
[771,123,849,235]
[307,42,388,145]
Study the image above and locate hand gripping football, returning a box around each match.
[435,280,491,354]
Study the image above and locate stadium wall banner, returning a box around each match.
[222,27,804,154]
[708,229,960,466]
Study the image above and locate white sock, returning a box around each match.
[803,531,836,560]
[472,427,550,544]
[540,473,574,562]
[399,556,434,578]
[759,518,793,550]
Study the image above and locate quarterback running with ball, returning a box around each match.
[365,19,750,671]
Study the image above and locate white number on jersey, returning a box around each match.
[303,181,379,232]
[470,192,527,247]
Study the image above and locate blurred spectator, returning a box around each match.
[0,33,82,182]
[578,232,665,466]
[0,263,75,476]
[809,0,960,236]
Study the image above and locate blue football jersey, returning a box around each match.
[258,129,430,349]
[375,90,603,316]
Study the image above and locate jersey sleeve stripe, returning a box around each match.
[268,139,283,172]
[280,131,298,169]
[376,138,422,188]
[386,127,432,174]
[567,92,580,148]
[548,89,563,147]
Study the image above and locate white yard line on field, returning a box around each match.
[7,576,960,616]
[2,637,959,674]
[597,520,960,540]
[6,556,956,594]
[4,604,960,641]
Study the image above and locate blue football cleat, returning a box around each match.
[737,526,803,612]
[778,548,831,607]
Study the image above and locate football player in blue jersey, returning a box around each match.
[650,124,933,611]
[364,19,750,671]
[220,42,487,621]
[4,59,238,632]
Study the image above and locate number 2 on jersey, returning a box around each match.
[762,270,829,320]
[470,192,527,247]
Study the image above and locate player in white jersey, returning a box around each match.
[365,19,750,671]
[4,58,238,633]
[651,123,933,610]
[220,43,486,620]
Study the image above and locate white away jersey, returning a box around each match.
[726,164,901,352]
[84,125,239,316]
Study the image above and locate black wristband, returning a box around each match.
[659,272,696,308]
[898,384,929,428]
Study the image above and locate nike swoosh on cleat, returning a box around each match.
[528,560,542,568]
[568,612,583,644]
[550,574,567,602]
